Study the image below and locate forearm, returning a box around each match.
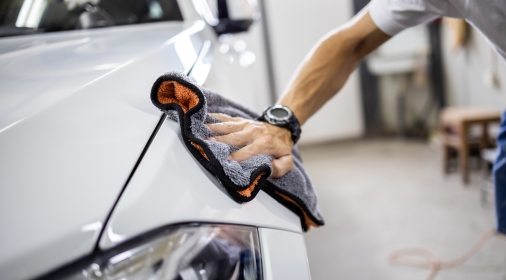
[278,9,390,125]
[207,8,391,177]
[278,30,360,125]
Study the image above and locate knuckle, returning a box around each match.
[255,137,267,147]
[260,135,274,146]
[249,125,262,134]
[247,146,257,157]
[232,134,242,144]
[239,121,250,129]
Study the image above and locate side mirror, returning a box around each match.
[193,0,259,35]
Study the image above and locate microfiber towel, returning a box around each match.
[150,71,324,231]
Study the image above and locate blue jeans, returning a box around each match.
[494,111,506,234]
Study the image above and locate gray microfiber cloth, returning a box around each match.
[150,71,324,231]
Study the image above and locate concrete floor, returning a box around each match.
[299,140,506,280]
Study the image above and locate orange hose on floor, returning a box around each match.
[389,229,506,280]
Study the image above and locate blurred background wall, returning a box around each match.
[442,23,506,109]
[253,1,506,142]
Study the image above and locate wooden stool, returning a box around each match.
[440,107,501,184]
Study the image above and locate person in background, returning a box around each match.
[206,0,506,234]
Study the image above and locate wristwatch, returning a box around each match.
[258,105,302,144]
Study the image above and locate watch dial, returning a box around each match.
[270,108,289,119]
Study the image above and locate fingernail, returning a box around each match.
[207,137,216,141]
[227,155,233,160]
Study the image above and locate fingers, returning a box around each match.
[205,116,295,177]
[228,137,290,162]
[227,142,294,178]
[271,155,294,178]
[207,113,247,134]
[209,113,239,122]
[213,131,251,147]
[207,121,245,134]
[228,144,257,162]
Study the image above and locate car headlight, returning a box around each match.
[65,224,262,280]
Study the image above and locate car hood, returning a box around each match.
[0,21,206,279]
[0,22,196,132]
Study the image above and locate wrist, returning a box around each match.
[258,105,302,144]
[278,96,307,126]
[274,124,295,146]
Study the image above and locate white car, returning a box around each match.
[0,0,311,279]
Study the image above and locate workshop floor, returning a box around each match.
[299,139,506,280]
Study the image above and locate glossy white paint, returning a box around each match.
[0,22,188,132]
[0,21,207,279]
[99,117,302,250]
[1,1,310,278]
[259,228,312,280]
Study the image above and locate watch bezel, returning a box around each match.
[265,105,292,125]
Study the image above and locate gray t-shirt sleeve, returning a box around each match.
[369,0,460,36]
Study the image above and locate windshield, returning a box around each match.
[0,0,183,37]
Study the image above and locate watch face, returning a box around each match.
[270,107,289,119]
[266,105,292,123]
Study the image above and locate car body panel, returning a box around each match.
[0,21,201,132]
[259,228,312,280]
[99,116,302,250]
[0,21,206,280]
[0,2,308,279]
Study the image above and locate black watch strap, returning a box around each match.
[285,115,301,144]
[257,106,302,144]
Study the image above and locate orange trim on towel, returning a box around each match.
[237,172,266,198]
[157,81,199,113]
[190,141,209,161]
[266,186,319,230]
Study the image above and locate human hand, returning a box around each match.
[206,113,295,178]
